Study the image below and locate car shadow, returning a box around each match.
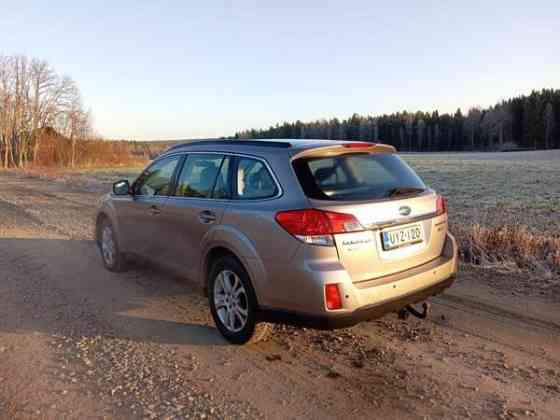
[0,236,227,347]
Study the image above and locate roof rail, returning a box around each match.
[165,139,292,153]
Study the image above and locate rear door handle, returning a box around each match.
[149,205,161,216]
[198,210,216,224]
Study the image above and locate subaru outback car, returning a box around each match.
[96,139,458,344]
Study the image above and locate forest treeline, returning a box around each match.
[234,89,560,151]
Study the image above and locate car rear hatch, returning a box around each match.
[291,143,448,283]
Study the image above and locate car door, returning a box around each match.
[119,154,183,258]
[159,153,232,280]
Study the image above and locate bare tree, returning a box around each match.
[29,58,58,164]
[0,54,91,168]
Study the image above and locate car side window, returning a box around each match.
[134,155,181,197]
[175,154,225,198]
[236,157,278,199]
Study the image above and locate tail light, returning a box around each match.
[436,195,447,216]
[275,209,364,246]
[325,284,342,310]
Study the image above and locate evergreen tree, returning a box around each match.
[232,90,560,151]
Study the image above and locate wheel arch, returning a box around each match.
[203,246,243,295]
[202,244,264,307]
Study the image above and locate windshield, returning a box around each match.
[293,153,426,201]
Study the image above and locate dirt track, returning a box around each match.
[0,172,559,419]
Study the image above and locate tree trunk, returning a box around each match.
[71,135,76,168]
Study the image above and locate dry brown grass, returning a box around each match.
[456,223,560,277]
[33,135,149,168]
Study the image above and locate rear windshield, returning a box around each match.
[293,153,426,201]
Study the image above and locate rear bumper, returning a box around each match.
[258,232,458,330]
[258,275,454,329]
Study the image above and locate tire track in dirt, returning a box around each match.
[430,295,560,367]
[436,294,560,334]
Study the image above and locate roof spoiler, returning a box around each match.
[292,142,396,159]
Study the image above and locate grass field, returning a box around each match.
[403,150,560,232]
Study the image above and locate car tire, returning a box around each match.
[98,219,127,272]
[208,255,270,345]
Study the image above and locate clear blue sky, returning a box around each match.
[2,1,559,140]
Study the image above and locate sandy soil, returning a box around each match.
[1,172,559,419]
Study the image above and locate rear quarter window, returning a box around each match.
[235,157,278,199]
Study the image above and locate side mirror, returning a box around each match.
[113,180,131,196]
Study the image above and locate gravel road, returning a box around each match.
[0,172,559,419]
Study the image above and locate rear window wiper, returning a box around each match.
[386,187,426,198]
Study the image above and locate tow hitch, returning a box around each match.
[398,302,431,320]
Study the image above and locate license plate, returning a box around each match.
[381,224,423,251]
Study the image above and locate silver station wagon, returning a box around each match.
[96,139,458,344]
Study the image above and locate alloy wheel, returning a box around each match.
[101,226,116,267]
[213,270,249,333]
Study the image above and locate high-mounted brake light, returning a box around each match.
[343,142,375,149]
[275,209,364,246]
[325,284,342,310]
[436,195,448,216]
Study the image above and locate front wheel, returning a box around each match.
[208,256,270,344]
[98,219,127,272]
